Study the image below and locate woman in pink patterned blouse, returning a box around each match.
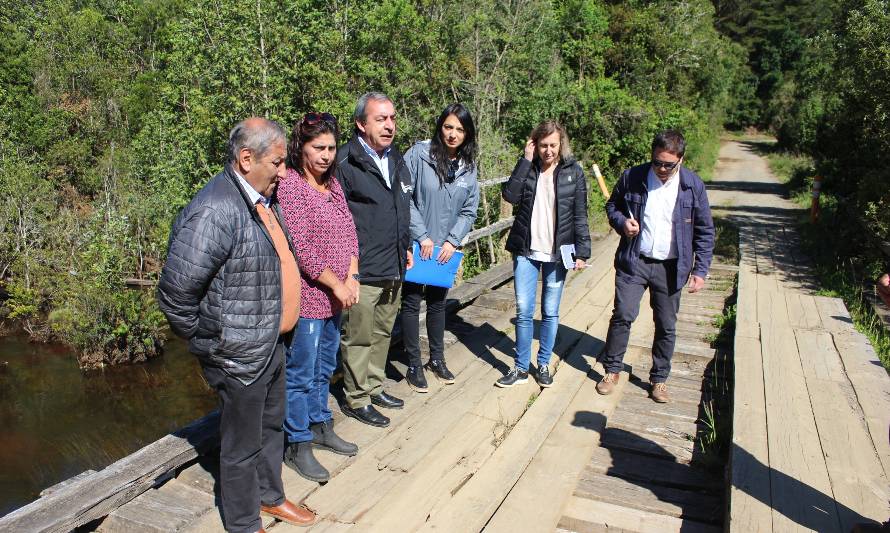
[278,113,360,483]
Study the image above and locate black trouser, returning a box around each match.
[400,281,449,367]
[601,256,682,383]
[202,343,286,533]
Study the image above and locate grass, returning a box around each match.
[695,222,738,467]
[713,218,740,265]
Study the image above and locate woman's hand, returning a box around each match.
[419,238,435,260]
[574,258,586,270]
[332,281,356,309]
[437,242,457,264]
[523,139,535,161]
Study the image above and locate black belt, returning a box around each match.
[639,254,677,263]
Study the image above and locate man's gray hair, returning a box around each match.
[353,91,392,129]
[227,117,287,163]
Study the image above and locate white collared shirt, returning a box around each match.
[638,166,680,260]
[233,168,269,207]
[358,135,391,189]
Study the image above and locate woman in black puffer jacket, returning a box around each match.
[496,120,591,389]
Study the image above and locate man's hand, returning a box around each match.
[419,238,434,260]
[406,249,414,270]
[345,276,360,305]
[623,218,640,238]
[688,275,705,293]
[437,242,457,264]
[877,273,890,307]
[574,258,586,270]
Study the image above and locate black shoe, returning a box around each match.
[426,359,455,384]
[370,391,404,409]
[535,364,553,388]
[284,442,330,482]
[495,368,529,388]
[341,404,390,427]
[406,365,429,393]
[311,420,358,456]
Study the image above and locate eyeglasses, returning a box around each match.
[302,112,337,126]
[651,158,680,171]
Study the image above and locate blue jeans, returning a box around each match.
[513,255,567,372]
[284,314,341,443]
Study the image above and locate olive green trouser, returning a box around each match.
[340,280,401,408]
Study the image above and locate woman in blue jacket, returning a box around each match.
[401,103,480,392]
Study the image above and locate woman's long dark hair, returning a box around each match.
[286,114,340,184]
[428,103,477,185]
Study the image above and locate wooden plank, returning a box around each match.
[761,324,842,532]
[99,482,214,533]
[0,411,220,532]
[347,412,503,531]
[482,319,625,533]
[449,262,514,306]
[478,175,510,188]
[813,295,853,334]
[600,426,695,465]
[463,217,514,245]
[831,330,890,481]
[584,446,720,491]
[39,470,97,497]
[303,278,589,521]
[786,293,822,330]
[728,332,771,533]
[795,329,890,531]
[756,273,789,326]
[629,335,717,360]
[572,470,722,524]
[607,407,700,447]
[558,497,721,533]
[418,340,598,531]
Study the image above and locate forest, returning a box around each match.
[0,0,885,366]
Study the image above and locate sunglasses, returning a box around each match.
[651,158,680,171]
[302,112,337,126]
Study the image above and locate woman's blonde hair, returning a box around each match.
[530,120,572,161]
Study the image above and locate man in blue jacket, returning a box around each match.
[597,130,715,403]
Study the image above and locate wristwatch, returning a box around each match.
[351,274,360,281]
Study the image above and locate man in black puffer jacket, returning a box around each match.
[335,92,415,428]
[158,118,315,532]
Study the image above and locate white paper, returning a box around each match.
[560,244,576,270]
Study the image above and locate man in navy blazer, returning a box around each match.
[596,130,715,403]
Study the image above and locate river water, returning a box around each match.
[0,335,217,517]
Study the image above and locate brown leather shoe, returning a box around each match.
[650,381,669,403]
[260,499,316,526]
[596,372,619,395]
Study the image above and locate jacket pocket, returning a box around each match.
[679,198,694,222]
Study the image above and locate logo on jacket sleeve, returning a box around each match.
[400,181,413,194]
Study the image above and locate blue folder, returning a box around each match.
[404,242,464,288]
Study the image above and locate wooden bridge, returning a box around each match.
[2,140,888,532]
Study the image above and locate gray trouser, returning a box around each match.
[340,280,401,408]
[601,256,682,383]
[202,344,285,533]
